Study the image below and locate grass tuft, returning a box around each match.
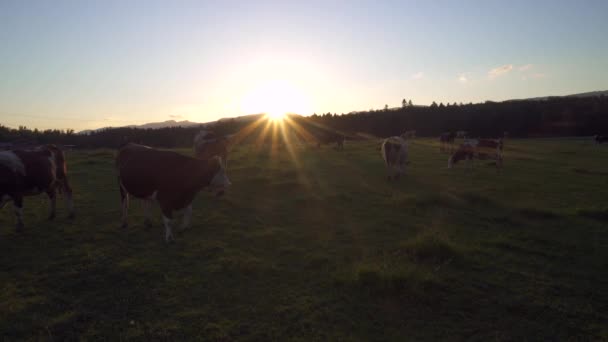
[398,230,461,264]
[519,208,558,220]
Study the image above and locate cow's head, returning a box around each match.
[207,156,231,197]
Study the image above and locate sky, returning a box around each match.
[1,0,607,131]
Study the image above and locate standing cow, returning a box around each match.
[116,143,231,242]
[448,138,503,170]
[0,144,74,231]
[316,132,345,150]
[439,132,456,152]
[401,130,416,140]
[595,135,608,144]
[381,136,409,180]
[194,130,229,168]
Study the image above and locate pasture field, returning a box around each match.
[1,138,607,340]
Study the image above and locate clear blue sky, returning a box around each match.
[1,0,607,130]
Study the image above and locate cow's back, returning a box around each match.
[12,149,56,194]
[117,144,191,198]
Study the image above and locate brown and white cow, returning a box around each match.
[194,130,230,168]
[448,138,503,170]
[401,130,416,140]
[594,135,608,144]
[381,136,409,180]
[316,132,345,150]
[456,130,468,139]
[0,144,74,231]
[116,143,231,242]
[439,132,456,152]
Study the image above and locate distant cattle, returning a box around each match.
[439,132,456,152]
[116,143,231,242]
[194,130,229,168]
[401,130,416,140]
[316,132,345,150]
[456,131,468,139]
[448,138,503,170]
[595,135,608,144]
[0,144,74,231]
[381,136,409,180]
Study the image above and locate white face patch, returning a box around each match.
[0,151,26,175]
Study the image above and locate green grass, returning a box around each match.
[1,138,607,340]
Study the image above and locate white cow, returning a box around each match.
[381,136,409,180]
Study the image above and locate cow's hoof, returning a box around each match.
[67,213,75,220]
[165,236,175,244]
[48,213,56,220]
[15,223,24,232]
[144,219,153,228]
[120,222,128,229]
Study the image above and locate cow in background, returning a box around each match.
[594,135,608,144]
[0,144,74,231]
[401,130,416,140]
[448,138,503,171]
[439,132,456,152]
[381,136,409,181]
[316,132,345,150]
[194,130,229,168]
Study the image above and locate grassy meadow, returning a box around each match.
[1,138,607,340]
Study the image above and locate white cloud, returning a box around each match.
[458,74,468,83]
[488,64,513,79]
[169,114,184,119]
[518,64,533,71]
[411,72,424,80]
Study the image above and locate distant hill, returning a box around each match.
[78,115,266,135]
[78,119,209,135]
[507,90,608,102]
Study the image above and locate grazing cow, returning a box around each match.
[316,132,345,150]
[448,138,503,170]
[439,132,456,152]
[456,130,468,139]
[0,144,74,230]
[381,136,409,180]
[401,130,416,140]
[194,130,229,168]
[595,135,608,144]
[116,143,231,242]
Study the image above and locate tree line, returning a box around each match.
[1,95,608,148]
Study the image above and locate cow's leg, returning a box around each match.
[62,178,75,219]
[46,189,56,220]
[181,204,193,230]
[160,205,174,243]
[386,165,393,181]
[0,195,9,209]
[162,216,174,242]
[13,195,24,232]
[119,183,129,229]
[142,200,153,228]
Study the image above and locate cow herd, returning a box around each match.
[0,131,600,241]
[380,131,504,180]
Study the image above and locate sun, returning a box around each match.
[241,80,311,120]
[266,111,286,121]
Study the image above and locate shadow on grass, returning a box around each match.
[576,208,608,222]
